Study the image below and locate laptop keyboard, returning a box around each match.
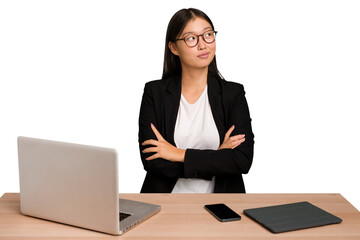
[120,212,132,221]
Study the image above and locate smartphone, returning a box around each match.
[204,203,241,222]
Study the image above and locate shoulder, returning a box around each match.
[215,79,250,112]
[142,79,167,99]
[144,79,166,91]
[143,76,178,93]
[216,77,245,98]
[223,79,245,93]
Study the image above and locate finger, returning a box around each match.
[232,138,246,149]
[142,147,158,154]
[142,139,158,146]
[151,123,164,141]
[146,153,160,161]
[224,125,235,140]
[229,134,245,141]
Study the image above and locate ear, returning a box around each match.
[168,42,179,56]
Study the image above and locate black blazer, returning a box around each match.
[138,73,254,193]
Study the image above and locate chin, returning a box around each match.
[182,58,213,71]
[198,60,213,69]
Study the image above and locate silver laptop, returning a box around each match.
[17,136,160,235]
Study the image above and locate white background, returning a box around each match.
[1,0,359,210]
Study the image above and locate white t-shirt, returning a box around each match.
[172,85,220,193]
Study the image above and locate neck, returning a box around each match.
[181,66,208,92]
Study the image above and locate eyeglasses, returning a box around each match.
[176,30,217,47]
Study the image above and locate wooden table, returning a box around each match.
[0,193,359,239]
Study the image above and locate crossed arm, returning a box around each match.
[142,123,246,162]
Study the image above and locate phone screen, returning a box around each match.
[204,203,241,222]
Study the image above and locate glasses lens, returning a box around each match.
[203,31,216,43]
[185,34,198,47]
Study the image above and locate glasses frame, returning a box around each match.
[175,30,218,48]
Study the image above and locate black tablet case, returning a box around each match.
[243,201,342,233]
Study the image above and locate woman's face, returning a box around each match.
[169,17,216,72]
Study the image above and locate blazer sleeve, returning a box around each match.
[138,82,185,179]
[183,84,254,178]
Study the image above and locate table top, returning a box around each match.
[1,193,359,239]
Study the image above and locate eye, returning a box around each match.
[204,31,213,38]
[186,35,196,42]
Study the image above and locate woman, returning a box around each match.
[138,8,254,193]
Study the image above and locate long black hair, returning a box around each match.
[162,8,223,79]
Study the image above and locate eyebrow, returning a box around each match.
[181,27,212,37]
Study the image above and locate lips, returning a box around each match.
[197,52,210,59]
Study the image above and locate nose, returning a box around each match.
[197,36,207,50]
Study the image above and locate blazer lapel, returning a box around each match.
[208,74,226,144]
[164,75,181,146]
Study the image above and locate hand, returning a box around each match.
[218,125,245,150]
[142,123,185,162]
